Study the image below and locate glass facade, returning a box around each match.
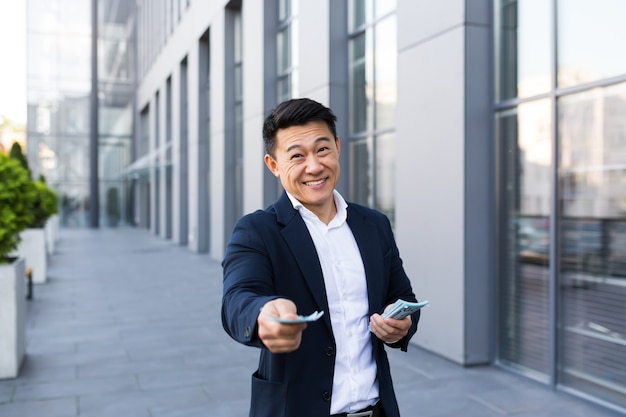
[558,84,626,404]
[137,0,190,78]
[27,0,91,227]
[277,0,298,102]
[26,0,134,228]
[348,0,397,223]
[497,99,552,379]
[496,0,626,409]
[557,0,626,88]
[99,1,135,228]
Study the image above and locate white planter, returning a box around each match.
[15,228,47,284]
[45,214,59,255]
[0,257,26,379]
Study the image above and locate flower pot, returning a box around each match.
[15,229,47,284]
[45,214,59,255]
[0,257,26,379]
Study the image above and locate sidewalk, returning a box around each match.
[0,228,620,417]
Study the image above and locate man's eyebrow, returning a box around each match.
[285,137,332,153]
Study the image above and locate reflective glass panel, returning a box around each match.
[277,76,290,103]
[349,0,373,31]
[99,105,132,137]
[58,96,90,135]
[497,99,553,379]
[496,0,551,100]
[27,0,60,33]
[279,0,290,22]
[375,0,395,18]
[235,63,243,100]
[375,15,396,130]
[558,83,626,407]
[375,132,395,225]
[27,34,60,78]
[276,2,298,100]
[558,0,626,88]
[235,101,243,219]
[58,35,91,80]
[59,0,90,35]
[277,28,291,73]
[100,36,131,82]
[349,137,373,207]
[349,30,373,134]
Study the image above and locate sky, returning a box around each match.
[0,2,27,125]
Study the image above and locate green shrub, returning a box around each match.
[9,142,30,175]
[0,152,37,263]
[6,142,58,229]
[30,179,59,228]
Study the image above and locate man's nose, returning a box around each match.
[305,155,323,173]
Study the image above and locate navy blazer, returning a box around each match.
[222,192,419,417]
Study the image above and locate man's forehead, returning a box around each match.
[276,123,334,146]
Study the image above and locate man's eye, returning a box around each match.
[318,147,329,153]
[291,154,303,159]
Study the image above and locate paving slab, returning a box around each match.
[0,228,622,416]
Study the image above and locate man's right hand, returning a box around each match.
[258,298,307,353]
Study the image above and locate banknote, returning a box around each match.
[381,300,429,320]
[268,310,324,324]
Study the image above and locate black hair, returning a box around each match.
[262,98,337,156]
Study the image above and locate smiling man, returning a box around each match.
[221,98,421,417]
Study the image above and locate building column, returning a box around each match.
[395,0,492,365]
[187,42,202,251]
[241,0,266,215]
[209,12,227,261]
[149,94,159,236]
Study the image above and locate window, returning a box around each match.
[348,0,397,223]
[495,0,626,410]
[277,0,298,101]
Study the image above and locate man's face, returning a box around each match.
[264,120,341,218]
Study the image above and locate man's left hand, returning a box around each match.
[369,308,412,344]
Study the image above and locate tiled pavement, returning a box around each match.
[0,228,622,417]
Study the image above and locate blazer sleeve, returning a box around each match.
[378,212,421,351]
[221,212,280,349]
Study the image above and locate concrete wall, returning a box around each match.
[0,258,26,379]
[13,229,47,284]
[395,0,491,365]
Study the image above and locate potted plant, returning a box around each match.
[9,145,58,284]
[0,151,36,379]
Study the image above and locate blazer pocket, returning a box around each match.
[250,371,287,417]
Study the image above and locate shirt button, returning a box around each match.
[325,346,335,357]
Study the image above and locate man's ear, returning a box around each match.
[335,136,341,155]
[264,154,279,177]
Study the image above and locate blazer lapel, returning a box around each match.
[274,193,332,333]
[346,205,384,314]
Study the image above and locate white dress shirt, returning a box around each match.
[287,190,379,414]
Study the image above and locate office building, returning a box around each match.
[26,0,626,413]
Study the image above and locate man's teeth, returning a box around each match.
[305,179,325,186]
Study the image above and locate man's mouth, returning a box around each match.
[304,178,326,186]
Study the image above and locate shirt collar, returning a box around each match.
[286,190,348,226]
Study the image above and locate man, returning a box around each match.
[222,98,420,417]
